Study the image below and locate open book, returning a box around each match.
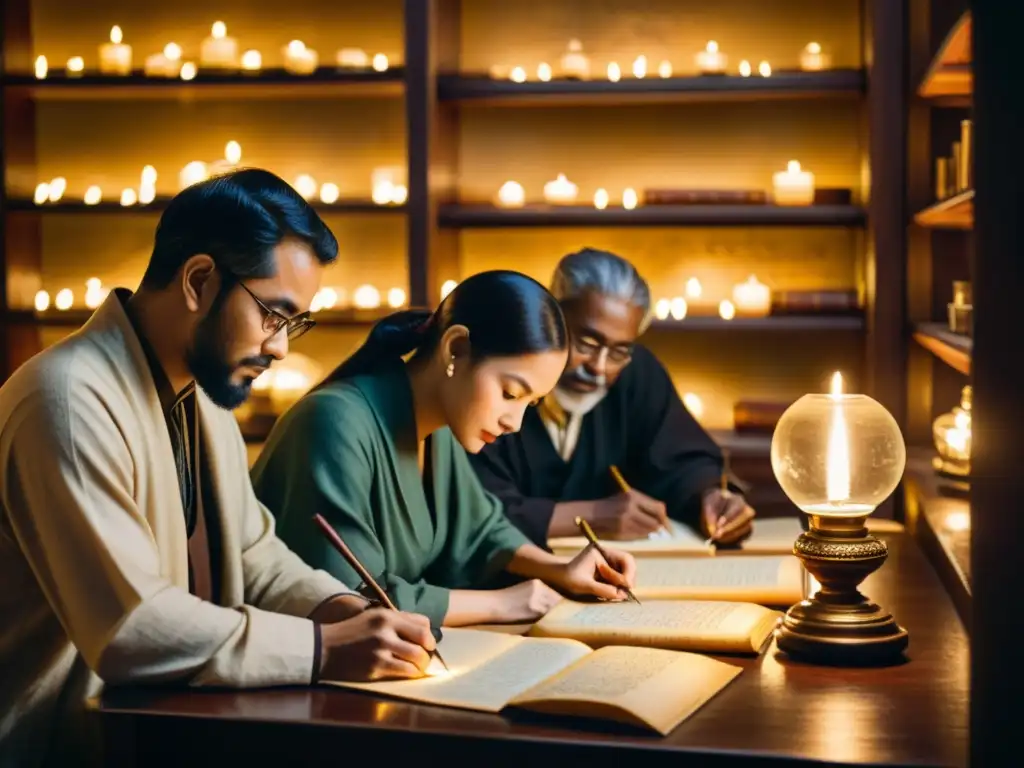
[548,517,804,556]
[530,599,782,655]
[327,627,742,736]
[632,554,806,606]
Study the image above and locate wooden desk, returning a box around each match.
[98,532,968,768]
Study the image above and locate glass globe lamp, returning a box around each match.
[769,372,909,665]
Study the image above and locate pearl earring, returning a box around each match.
[446,358,455,378]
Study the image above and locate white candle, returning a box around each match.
[99,26,132,75]
[509,66,526,83]
[55,289,73,311]
[718,299,736,320]
[799,42,831,72]
[732,275,771,317]
[632,55,647,78]
[372,53,389,72]
[758,60,772,77]
[654,298,670,319]
[200,22,239,69]
[67,56,84,77]
[83,186,102,205]
[593,188,609,209]
[560,39,590,80]
[283,40,318,75]
[622,188,638,210]
[606,62,621,82]
[120,188,137,206]
[47,177,66,202]
[685,277,702,299]
[353,284,381,309]
[33,183,49,205]
[543,173,578,205]
[179,62,197,81]
[34,290,50,311]
[141,165,157,186]
[657,60,673,78]
[319,183,339,204]
[35,55,47,79]
[537,62,552,82]
[440,280,457,300]
[294,174,318,199]
[225,140,242,165]
[696,41,726,74]
[495,181,525,208]
[179,161,209,189]
[337,48,368,69]
[144,43,182,77]
[738,60,752,77]
[826,372,851,504]
[772,160,815,205]
[241,50,262,72]
[387,288,407,308]
[670,297,688,320]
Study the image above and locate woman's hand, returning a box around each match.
[552,545,637,601]
[494,579,563,622]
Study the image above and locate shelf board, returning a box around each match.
[438,69,866,106]
[438,203,866,229]
[7,307,393,328]
[914,189,974,229]
[1,68,404,101]
[4,198,406,215]
[649,315,864,332]
[913,321,972,374]
[918,12,972,104]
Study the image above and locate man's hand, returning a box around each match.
[589,490,668,539]
[701,488,756,545]
[309,593,374,625]
[550,544,637,600]
[319,608,436,682]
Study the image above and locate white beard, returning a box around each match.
[552,384,608,417]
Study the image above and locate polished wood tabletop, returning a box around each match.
[98,531,968,768]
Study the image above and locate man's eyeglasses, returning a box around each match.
[572,334,633,365]
[237,282,316,342]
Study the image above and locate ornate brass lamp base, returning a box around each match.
[775,515,909,665]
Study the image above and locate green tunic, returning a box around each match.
[249,361,530,627]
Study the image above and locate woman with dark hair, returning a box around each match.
[251,270,635,630]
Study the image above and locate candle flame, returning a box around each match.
[826,390,850,504]
[807,42,822,54]
[164,43,182,60]
[110,26,122,45]
[707,41,719,53]
[212,21,226,39]
[787,160,802,174]
[829,371,843,397]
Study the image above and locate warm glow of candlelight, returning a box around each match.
[35,55,48,79]
[607,62,620,82]
[758,60,772,77]
[685,277,702,299]
[84,186,102,205]
[537,62,552,81]
[120,188,137,206]
[34,183,49,205]
[372,53,389,72]
[212,21,226,39]
[353,284,381,309]
[387,287,407,308]
[654,298,670,319]
[593,188,609,210]
[670,297,687,320]
[657,60,672,78]
[319,183,339,204]
[294,174,317,200]
[180,62,197,80]
[718,299,736,320]
[164,43,182,60]
[496,181,525,208]
[110,26,123,45]
[34,290,50,312]
[47,177,66,203]
[225,140,242,165]
[441,280,457,300]
[67,56,84,73]
[242,50,262,70]
[622,188,638,210]
[55,288,73,310]
[510,66,526,83]
[682,392,704,420]
[632,55,647,78]
[825,372,851,504]
[738,60,751,77]
[141,165,157,186]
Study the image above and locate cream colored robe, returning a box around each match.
[0,292,358,768]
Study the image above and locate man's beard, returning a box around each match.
[554,364,609,415]
[186,304,272,410]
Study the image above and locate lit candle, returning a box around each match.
[718,299,736,320]
[738,60,752,77]
[47,177,66,203]
[696,41,727,74]
[391,184,408,205]
[593,188,609,210]
[83,186,102,205]
[283,40,318,75]
[337,48,369,69]
[55,289,73,311]
[440,280,458,300]
[67,56,84,77]
[682,393,704,420]
[99,26,132,75]
[732,275,771,317]
[543,173,578,205]
[138,184,156,205]
[33,183,49,205]
[622,188,638,210]
[84,278,104,309]
[537,62,552,82]
[799,42,831,72]
[200,22,239,69]
[632,55,647,78]
[353,284,381,309]
[241,50,262,72]
[294,174,318,200]
[372,54,389,72]
[670,297,688,320]
[35,55,47,79]
[179,161,209,189]
[319,183,340,204]
[387,287,407,308]
[225,140,242,165]
[825,372,851,505]
[654,298,670,319]
[144,43,182,78]
[509,66,526,83]
[179,62,197,81]
[560,39,590,80]
[120,188,137,206]
[606,62,620,82]
[140,165,157,186]
[495,181,525,208]
[685,277,702,300]
[772,160,815,205]
[34,290,50,312]
[371,166,407,205]
[758,60,772,77]
[657,60,672,78]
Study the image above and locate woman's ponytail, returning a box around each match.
[316,308,434,388]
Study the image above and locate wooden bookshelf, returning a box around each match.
[437,69,866,107]
[5,199,406,215]
[439,204,866,229]
[913,322,972,374]
[13,306,394,328]
[2,69,405,101]
[650,316,864,332]
[918,11,972,104]
[914,189,974,229]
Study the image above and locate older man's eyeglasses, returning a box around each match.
[573,334,633,365]
[237,282,316,342]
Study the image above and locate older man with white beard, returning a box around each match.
[469,247,757,547]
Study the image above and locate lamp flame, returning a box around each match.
[826,372,850,503]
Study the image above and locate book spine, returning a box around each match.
[770,289,860,315]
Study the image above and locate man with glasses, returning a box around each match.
[470,247,757,547]
[0,169,435,768]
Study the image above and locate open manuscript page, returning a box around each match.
[548,517,804,556]
[530,599,782,654]
[510,646,742,736]
[633,554,805,605]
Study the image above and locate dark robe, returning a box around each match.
[469,344,727,547]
